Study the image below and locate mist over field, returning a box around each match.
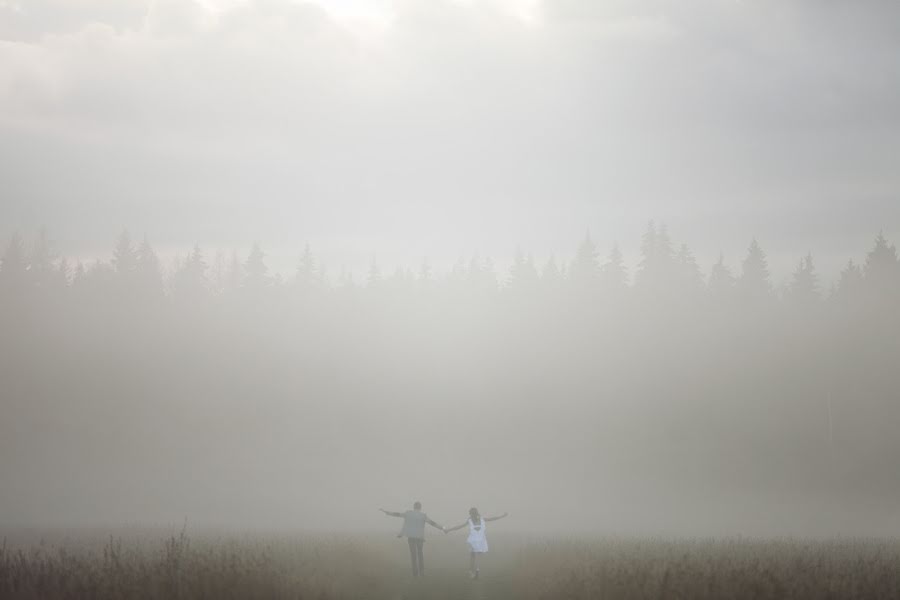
[2,0,900,560]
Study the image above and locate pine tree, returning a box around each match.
[542,256,563,290]
[863,232,899,298]
[600,243,628,294]
[136,236,163,300]
[787,253,819,305]
[635,221,675,294]
[54,257,71,291]
[243,243,270,291]
[569,232,601,294]
[707,252,735,305]
[508,248,539,295]
[0,232,28,295]
[675,243,703,295]
[296,244,318,290]
[737,238,771,304]
[30,228,57,291]
[173,244,209,301]
[833,259,863,304]
[112,230,138,277]
[225,251,242,295]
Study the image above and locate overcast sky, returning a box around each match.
[1,0,899,282]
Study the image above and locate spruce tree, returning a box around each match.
[675,243,703,295]
[243,243,270,291]
[787,253,819,305]
[863,232,899,298]
[569,231,601,295]
[737,238,771,304]
[296,244,318,290]
[508,248,539,295]
[833,259,863,304]
[0,233,28,295]
[707,252,735,305]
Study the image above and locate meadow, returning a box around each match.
[3,529,900,599]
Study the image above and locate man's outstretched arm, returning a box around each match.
[426,517,445,531]
[380,508,404,517]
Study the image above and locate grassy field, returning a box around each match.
[3,529,900,599]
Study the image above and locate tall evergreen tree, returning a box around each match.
[135,236,163,300]
[0,232,28,295]
[787,253,820,305]
[569,232,601,295]
[675,243,703,295]
[737,238,771,304]
[863,232,899,297]
[243,243,271,291]
[707,252,735,305]
[636,220,676,294]
[296,244,318,290]
[112,230,138,277]
[600,243,628,294]
[30,228,57,291]
[508,248,539,294]
[541,255,563,290]
[173,244,209,301]
[55,257,71,291]
[225,251,242,295]
[833,259,863,304]
[367,256,382,289]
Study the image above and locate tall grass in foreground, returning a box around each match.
[0,530,392,599]
[513,537,900,599]
[4,532,900,599]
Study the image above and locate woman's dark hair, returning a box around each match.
[469,507,480,523]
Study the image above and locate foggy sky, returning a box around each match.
[1,0,899,279]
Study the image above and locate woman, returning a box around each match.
[444,507,508,579]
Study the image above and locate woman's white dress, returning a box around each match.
[467,517,489,553]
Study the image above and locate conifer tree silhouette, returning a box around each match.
[0,232,28,297]
[508,248,539,295]
[173,244,209,302]
[737,238,771,305]
[136,236,163,301]
[833,259,863,305]
[30,228,57,293]
[674,243,703,298]
[863,232,899,299]
[787,253,820,305]
[296,244,318,291]
[569,232,601,296]
[600,243,628,296]
[243,243,270,292]
[707,252,735,306]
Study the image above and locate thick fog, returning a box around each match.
[1,0,900,538]
[2,228,900,537]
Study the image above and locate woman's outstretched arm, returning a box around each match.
[379,508,404,517]
[484,512,508,522]
[445,521,468,533]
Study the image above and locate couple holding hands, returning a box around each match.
[380,501,508,579]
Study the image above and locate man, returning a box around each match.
[380,501,445,577]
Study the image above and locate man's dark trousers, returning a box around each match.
[408,538,425,576]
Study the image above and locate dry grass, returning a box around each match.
[513,537,900,600]
[3,531,900,599]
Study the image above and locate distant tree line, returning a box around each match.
[1,223,897,311]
